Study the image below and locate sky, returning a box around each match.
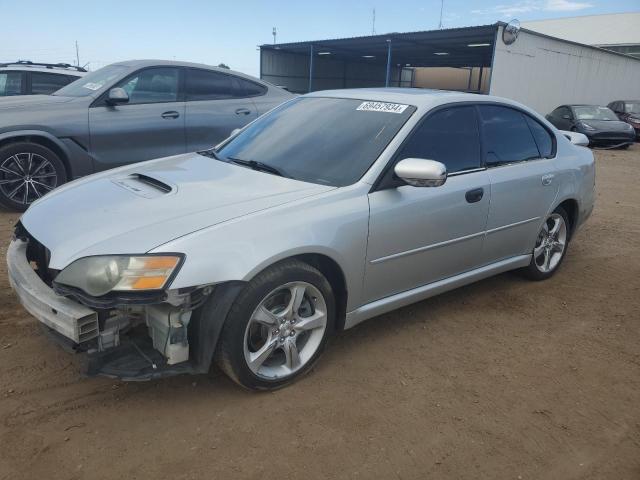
[1,0,638,77]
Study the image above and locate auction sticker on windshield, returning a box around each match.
[82,82,104,91]
[357,101,409,114]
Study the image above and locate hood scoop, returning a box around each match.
[112,174,174,199]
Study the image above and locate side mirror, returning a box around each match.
[394,158,447,187]
[561,130,589,147]
[106,87,129,105]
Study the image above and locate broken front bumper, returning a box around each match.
[7,238,99,343]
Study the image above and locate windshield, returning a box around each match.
[53,65,128,97]
[215,97,415,186]
[574,106,618,121]
[625,102,640,115]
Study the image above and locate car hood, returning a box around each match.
[0,94,75,110]
[21,152,335,269]
[578,119,633,132]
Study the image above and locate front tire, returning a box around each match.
[0,142,67,211]
[521,206,570,281]
[216,259,335,391]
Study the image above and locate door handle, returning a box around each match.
[161,111,180,119]
[465,188,484,203]
[541,173,555,186]
[235,108,251,116]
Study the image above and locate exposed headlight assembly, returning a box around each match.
[55,255,183,297]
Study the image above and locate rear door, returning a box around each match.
[184,68,257,151]
[364,105,490,304]
[88,67,186,170]
[478,105,559,264]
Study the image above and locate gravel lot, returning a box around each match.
[0,145,638,480]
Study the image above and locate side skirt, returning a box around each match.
[344,255,531,329]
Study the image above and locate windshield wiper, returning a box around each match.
[198,149,222,160]
[228,157,286,178]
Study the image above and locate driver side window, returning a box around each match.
[116,68,179,105]
[397,105,482,174]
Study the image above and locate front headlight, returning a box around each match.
[579,122,596,131]
[55,255,183,297]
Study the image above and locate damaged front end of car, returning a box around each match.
[8,222,243,380]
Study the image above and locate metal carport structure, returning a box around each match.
[260,25,497,94]
[259,23,640,114]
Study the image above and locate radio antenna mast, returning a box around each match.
[372,8,376,35]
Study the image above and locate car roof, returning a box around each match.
[306,88,525,110]
[109,59,263,84]
[0,65,85,76]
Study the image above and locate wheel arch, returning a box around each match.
[241,250,350,332]
[293,253,348,331]
[555,198,579,238]
[0,131,72,179]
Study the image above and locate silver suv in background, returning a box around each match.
[0,60,293,210]
[0,61,86,96]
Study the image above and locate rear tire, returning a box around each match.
[0,142,66,211]
[216,259,335,391]
[521,206,570,281]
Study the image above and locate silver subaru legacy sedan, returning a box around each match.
[7,89,595,390]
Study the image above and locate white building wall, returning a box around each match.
[490,26,640,114]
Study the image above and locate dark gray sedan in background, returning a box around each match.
[0,60,293,210]
[545,104,635,149]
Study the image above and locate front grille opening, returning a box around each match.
[17,222,55,286]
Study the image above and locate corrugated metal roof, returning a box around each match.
[261,24,498,49]
[260,24,498,68]
[523,13,640,46]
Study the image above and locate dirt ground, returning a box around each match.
[0,145,639,480]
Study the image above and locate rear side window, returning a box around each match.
[524,116,554,158]
[478,105,540,166]
[117,68,179,104]
[236,77,267,97]
[0,71,22,96]
[397,105,481,173]
[31,72,72,94]
[186,69,243,100]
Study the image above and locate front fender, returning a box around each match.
[153,186,371,312]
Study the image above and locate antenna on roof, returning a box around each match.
[272,27,277,45]
[438,0,444,29]
[372,8,376,35]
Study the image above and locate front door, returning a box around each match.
[477,105,559,263]
[363,105,490,304]
[88,67,186,171]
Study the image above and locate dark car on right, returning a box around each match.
[608,100,640,140]
[546,104,635,148]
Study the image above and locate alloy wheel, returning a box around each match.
[0,152,58,205]
[243,281,328,380]
[533,213,567,273]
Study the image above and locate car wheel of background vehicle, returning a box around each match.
[521,206,570,281]
[0,142,66,211]
[216,259,335,391]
